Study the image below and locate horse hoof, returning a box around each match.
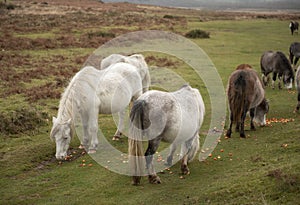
[132,176,141,186]
[181,165,190,175]
[240,134,246,138]
[79,144,85,149]
[112,136,120,141]
[88,149,97,154]
[164,162,172,167]
[149,176,161,184]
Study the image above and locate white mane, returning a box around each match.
[57,66,100,123]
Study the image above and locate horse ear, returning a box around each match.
[52,117,57,124]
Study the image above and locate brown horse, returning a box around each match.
[226,64,269,138]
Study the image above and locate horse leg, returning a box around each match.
[180,137,196,175]
[297,92,300,111]
[166,143,177,166]
[289,52,294,65]
[294,57,299,69]
[145,138,162,184]
[272,73,277,89]
[278,75,282,89]
[262,74,268,87]
[79,124,89,150]
[87,113,99,154]
[112,110,125,141]
[79,112,90,150]
[226,113,233,138]
[249,108,256,131]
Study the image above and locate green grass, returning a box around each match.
[1,7,300,205]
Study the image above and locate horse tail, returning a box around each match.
[187,133,200,162]
[231,72,247,124]
[128,100,146,185]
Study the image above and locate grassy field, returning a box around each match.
[1,1,300,204]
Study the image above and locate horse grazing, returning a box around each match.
[128,85,205,185]
[289,42,300,70]
[50,61,149,160]
[226,64,269,138]
[260,51,294,89]
[296,67,300,111]
[289,21,299,35]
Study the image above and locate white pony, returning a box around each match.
[128,85,205,185]
[50,55,150,160]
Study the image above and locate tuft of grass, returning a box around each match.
[185,29,210,38]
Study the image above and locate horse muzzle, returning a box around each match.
[56,153,67,160]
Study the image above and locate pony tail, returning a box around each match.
[128,100,146,185]
[231,72,247,123]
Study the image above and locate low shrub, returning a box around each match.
[185,29,210,39]
[87,31,115,39]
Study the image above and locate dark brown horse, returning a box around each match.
[226,64,269,138]
[289,21,299,35]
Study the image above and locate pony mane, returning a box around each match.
[57,76,78,123]
[276,51,293,71]
[57,66,99,123]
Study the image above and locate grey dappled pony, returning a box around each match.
[128,85,205,185]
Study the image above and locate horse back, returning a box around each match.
[137,87,204,143]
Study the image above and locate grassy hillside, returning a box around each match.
[0,1,300,204]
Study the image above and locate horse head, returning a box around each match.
[253,99,269,127]
[283,71,294,89]
[50,117,72,160]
